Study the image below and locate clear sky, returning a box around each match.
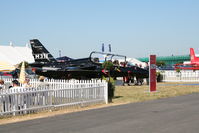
[0,0,199,58]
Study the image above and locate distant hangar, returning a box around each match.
[138,55,190,65]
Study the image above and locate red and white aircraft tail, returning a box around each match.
[190,48,199,64]
[174,48,199,70]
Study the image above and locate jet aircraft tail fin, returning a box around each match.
[190,48,199,63]
[190,48,196,63]
[30,39,57,63]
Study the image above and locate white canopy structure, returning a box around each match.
[0,43,34,71]
[126,58,147,68]
[117,57,146,68]
[0,61,15,72]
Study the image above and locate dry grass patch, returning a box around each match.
[113,83,199,104]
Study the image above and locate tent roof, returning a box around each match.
[0,61,15,72]
[0,45,34,65]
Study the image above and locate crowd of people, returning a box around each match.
[0,76,49,113]
[0,79,30,90]
[119,61,149,86]
[101,59,149,86]
[0,76,46,91]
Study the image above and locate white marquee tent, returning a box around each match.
[117,58,146,68]
[127,58,147,68]
[0,43,34,71]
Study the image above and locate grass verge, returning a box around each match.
[113,83,199,104]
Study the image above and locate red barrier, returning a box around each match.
[150,55,156,92]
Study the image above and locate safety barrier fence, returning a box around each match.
[0,79,108,116]
[162,71,199,82]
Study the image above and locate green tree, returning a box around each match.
[156,61,166,67]
[102,60,114,71]
[176,68,181,73]
[102,61,115,103]
[18,61,29,69]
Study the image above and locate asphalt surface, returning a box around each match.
[1,93,199,133]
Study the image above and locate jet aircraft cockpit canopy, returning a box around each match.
[89,51,126,65]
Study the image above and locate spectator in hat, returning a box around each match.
[22,78,31,88]
[38,76,49,88]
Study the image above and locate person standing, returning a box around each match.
[0,79,5,89]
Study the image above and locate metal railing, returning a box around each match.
[162,71,199,82]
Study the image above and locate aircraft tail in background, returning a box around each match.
[190,48,199,63]
[30,39,57,63]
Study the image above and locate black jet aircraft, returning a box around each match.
[29,39,149,80]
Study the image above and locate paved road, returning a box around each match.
[1,93,199,133]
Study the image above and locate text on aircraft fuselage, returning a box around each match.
[33,53,49,60]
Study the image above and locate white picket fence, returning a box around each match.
[0,79,108,116]
[162,71,199,82]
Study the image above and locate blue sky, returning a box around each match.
[0,0,199,58]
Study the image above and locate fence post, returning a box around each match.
[80,80,85,107]
[104,81,108,104]
[49,89,53,111]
